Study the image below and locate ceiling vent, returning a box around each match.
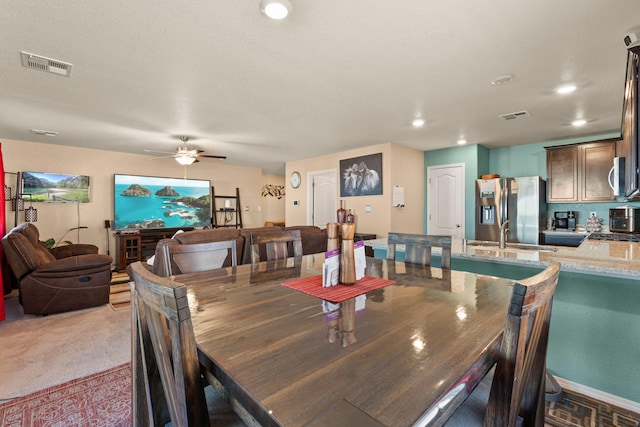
[21,51,72,77]
[31,129,58,137]
[499,110,532,121]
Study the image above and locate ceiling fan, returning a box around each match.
[145,136,227,166]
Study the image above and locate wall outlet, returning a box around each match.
[590,211,597,218]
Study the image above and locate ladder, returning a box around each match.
[211,187,243,228]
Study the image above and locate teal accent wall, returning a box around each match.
[423,132,640,235]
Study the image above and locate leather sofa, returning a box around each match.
[1,223,113,315]
[151,225,327,276]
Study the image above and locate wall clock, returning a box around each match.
[290,171,301,189]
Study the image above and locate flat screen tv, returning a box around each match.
[113,174,211,230]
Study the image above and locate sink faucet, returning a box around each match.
[499,220,510,249]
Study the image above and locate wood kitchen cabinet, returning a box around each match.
[545,140,617,202]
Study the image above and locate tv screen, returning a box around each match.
[113,174,211,230]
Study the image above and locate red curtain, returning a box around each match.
[0,143,6,321]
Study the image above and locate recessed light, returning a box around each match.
[491,74,515,85]
[571,119,587,127]
[556,84,576,94]
[260,0,292,20]
[457,139,467,145]
[412,118,425,128]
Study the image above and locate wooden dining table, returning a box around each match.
[170,254,515,427]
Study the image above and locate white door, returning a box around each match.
[427,163,465,238]
[308,170,337,227]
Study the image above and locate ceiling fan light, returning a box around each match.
[176,156,196,166]
[260,0,292,20]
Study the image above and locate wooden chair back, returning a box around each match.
[250,229,303,263]
[387,232,452,269]
[129,261,208,427]
[485,260,561,426]
[160,240,237,276]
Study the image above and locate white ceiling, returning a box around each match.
[1,1,639,175]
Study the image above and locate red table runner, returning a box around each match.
[282,275,395,303]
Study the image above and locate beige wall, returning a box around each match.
[2,139,284,259]
[285,142,424,238]
[388,143,425,234]
[260,174,286,224]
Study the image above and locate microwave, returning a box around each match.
[610,207,640,232]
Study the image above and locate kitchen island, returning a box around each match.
[366,237,640,408]
[367,237,640,279]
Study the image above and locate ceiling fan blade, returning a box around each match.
[144,149,177,156]
[149,155,179,160]
[198,154,227,159]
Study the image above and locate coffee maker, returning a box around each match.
[552,211,576,231]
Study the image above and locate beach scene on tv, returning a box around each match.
[114,175,211,230]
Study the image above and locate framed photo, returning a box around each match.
[22,172,90,203]
[340,153,382,197]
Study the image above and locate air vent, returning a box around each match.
[31,129,58,137]
[499,110,532,120]
[21,51,72,77]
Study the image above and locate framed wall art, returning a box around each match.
[340,153,382,197]
[22,171,90,203]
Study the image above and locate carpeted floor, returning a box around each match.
[0,291,131,401]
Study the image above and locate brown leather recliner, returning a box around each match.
[1,223,113,315]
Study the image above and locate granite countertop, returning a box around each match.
[366,237,640,279]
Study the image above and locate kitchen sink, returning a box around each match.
[466,240,558,252]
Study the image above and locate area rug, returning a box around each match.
[0,363,131,427]
[545,389,640,427]
[0,297,131,401]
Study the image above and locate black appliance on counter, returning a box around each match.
[552,211,576,231]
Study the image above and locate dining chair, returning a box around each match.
[129,262,244,427]
[160,240,237,276]
[386,232,452,269]
[250,229,303,263]
[444,260,561,427]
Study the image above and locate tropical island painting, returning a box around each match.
[113,174,211,230]
[22,172,90,202]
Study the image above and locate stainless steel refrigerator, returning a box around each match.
[475,176,547,244]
